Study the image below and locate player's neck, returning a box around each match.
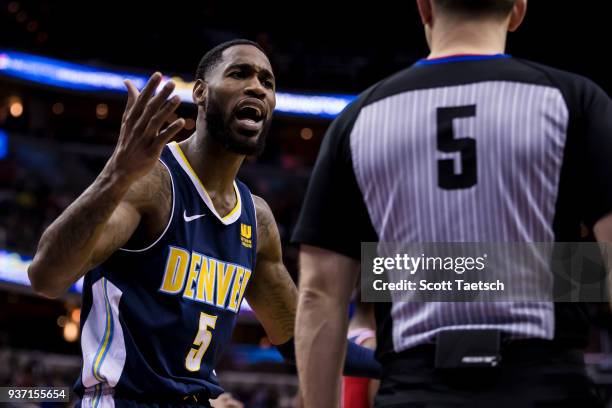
[179,134,244,198]
[427,19,508,59]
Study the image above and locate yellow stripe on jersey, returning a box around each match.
[92,278,111,383]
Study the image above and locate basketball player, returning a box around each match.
[293,0,612,406]
[28,40,378,407]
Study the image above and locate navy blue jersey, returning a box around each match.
[75,142,257,405]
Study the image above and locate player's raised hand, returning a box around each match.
[108,72,185,184]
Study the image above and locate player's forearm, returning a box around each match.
[296,286,349,408]
[28,165,131,298]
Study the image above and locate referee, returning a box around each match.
[292,0,612,407]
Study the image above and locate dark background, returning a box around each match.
[1,1,611,93]
[1,1,612,407]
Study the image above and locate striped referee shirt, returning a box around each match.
[292,54,612,358]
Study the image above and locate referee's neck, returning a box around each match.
[426,19,508,59]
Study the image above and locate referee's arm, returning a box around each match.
[594,214,612,307]
[585,84,612,305]
[296,245,359,407]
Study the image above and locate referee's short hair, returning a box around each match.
[433,0,517,18]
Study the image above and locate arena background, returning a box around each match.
[1,1,612,407]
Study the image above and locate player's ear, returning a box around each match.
[508,0,527,32]
[416,0,433,26]
[193,79,208,107]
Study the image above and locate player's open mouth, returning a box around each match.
[234,99,266,134]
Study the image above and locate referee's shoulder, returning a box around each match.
[512,57,608,102]
[333,68,413,125]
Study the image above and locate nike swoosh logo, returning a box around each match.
[183,210,207,222]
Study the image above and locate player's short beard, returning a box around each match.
[206,99,270,156]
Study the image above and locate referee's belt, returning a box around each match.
[389,338,584,366]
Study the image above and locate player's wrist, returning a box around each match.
[98,160,135,199]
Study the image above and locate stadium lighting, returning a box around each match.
[63,320,79,342]
[9,97,23,117]
[0,50,356,119]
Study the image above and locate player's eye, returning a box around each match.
[229,71,246,79]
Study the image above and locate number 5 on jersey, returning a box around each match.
[185,312,217,372]
[437,105,477,189]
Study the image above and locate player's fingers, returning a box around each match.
[124,80,139,109]
[218,393,232,401]
[130,72,162,118]
[122,80,139,123]
[136,80,176,128]
[219,393,243,408]
[156,118,185,146]
[144,95,182,136]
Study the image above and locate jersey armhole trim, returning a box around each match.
[119,158,175,253]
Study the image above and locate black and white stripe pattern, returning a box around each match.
[350,81,569,351]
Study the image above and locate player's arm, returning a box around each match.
[296,244,359,408]
[247,196,380,378]
[245,195,297,344]
[28,73,184,298]
[360,336,380,407]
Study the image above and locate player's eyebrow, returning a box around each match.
[226,63,275,82]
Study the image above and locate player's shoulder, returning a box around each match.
[251,194,281,255]
[252,194,274,224]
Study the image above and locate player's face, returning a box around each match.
[205,45,276,155]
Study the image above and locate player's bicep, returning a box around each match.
[247,259,297,345]
[84,161,169,271]
[85,200,142,271]
[246,195,297,344]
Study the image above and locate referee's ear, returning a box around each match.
[416,0,433,26]
[508,0,527,32]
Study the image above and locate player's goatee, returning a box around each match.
[206,101,269,156]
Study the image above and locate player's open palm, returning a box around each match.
[108,72,185,184]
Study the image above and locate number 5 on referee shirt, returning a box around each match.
[437,105,477,190]
[185,312,218,372]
